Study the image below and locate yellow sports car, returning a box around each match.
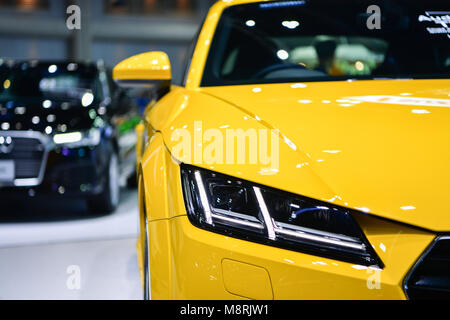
[113,0,450,300]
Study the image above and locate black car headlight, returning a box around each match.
[181,164,383,267]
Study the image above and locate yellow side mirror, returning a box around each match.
[113,51,172,88]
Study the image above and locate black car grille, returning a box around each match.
[48,163,97,187]
[405,237,450,299]
[0,137,45,179]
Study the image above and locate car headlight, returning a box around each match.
[53,128,101,147]
[181,164,383,267]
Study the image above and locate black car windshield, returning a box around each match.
[201,0,450,86]
[0,62,103,104]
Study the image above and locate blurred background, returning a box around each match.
[0,0,214,300]
[0,0,214,84]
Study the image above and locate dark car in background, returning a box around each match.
[0,60,140,213]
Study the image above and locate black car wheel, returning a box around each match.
[126,170,138,189]
[87,152,120,214]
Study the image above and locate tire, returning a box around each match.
[87,152,120,214]
[126,170,138,189]
[143,194,151,300]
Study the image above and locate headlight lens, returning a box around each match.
[181,164,383,267]
[53,128,101,147]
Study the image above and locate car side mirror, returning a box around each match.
[113,51,172,99]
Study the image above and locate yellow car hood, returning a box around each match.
[198,79,450,231]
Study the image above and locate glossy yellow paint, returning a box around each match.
[221,259,273,300]
[167,216,433,300]
[113,51,172,82]
[138,142,435,299]
[147,79,450,231]
[199,80,450,231]
[116,0,449,300]
[146,162,435,300]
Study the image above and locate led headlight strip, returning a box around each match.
[194,170,213,225]
[253,186,277,240]
[181,164,383,267]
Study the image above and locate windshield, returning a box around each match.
[201,0,450,86]
[0,62,103,104]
